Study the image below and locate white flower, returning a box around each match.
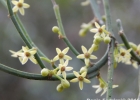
[70,71,91,90]
[53,47,72,64]
[10,46,37,65]
[90,22,106,38]
[11,0,30,15]
[57,60,73,79]
[77,46,97,66]
[92,84,118,96]
[115,48,132,63]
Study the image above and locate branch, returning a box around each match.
[103,0,115,99]
[116,19,140,63]
[6,0,46,69]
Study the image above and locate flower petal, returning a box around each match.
[56,48,61,54]
[66,67,73,71]
[19,0,24,3]
[112,85,119,88]
[83,78,91,83]
[92,85,100,88]
[95,22,100,28]
[85,58,89,66]
[64,60,69,66]
[29,56,37,64]
[81,46,87,53]
[81,72,87,77]
[62,47,69,54]
[101,88,107,96]
[73,71,80,77]
[12,6,18,13]
[64,55,72,60]
[70,78,78,82]
[90,55,97,59]
[88,47,93,54]
[77,54,85,59]
[11,1,18,5]
[21,57,28,65]
[23,3,30,8]
[79,81,83,90]
[90,29,98,33]
[62,71,66,79]
[53,56,59,62]
[19,8,25,15]
[95,87,102,94]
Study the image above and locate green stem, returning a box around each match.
[52,1,80,56]
[89,0,102,21]
[103,0,115,99]
[117,19,140,63]
[7,0,46,69]
[0,0,7,8]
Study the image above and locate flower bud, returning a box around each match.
[93,36,102,45]
[104,36,111,44]
[80,67,87,74]
[129,42,137,51]
[61,79,70,88]
[91,44,99,51]
[52,26,59,33]
[79,29,87,37]
[56,84,64,92]
[41,68,49,77]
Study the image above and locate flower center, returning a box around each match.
[98,28,103,33]
[120,52,125,56]
[78,76,84,81]
[17,3,23,8]
[61,66,65,71]
[59,53,64,59]
[84,53,90,58]
[25,52,31,57]
[100,83,105,88]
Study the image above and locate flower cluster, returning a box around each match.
[90,22,111,51]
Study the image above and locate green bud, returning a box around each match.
[80,67,87,74]
[129,42,137,51]
[79,29,87,37]
[104,36,111,44]
[41,68,49,77]
[52,26,59,33]
[92,44,99,51]
[61,79,70,88]
[56,84,64,92]
[93,36,102,45]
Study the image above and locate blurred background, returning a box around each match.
[0,0,140,99]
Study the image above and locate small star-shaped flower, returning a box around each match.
[90,22,106,38]
[57,60,73,79]
[92,84,118,96]
[115,48,132,63]
[53,47,72,64]
[77,46,97,66]
[10,46,37,65]
[70,71,91,90]
[11,0,30,15]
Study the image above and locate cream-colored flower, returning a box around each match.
[92,84,118,96]
[53,47,72,64]
[77,46,97,66]
[10,46,37,65]
[11,0,30,15]
[70,71,91,90]
[92,77,118,96]
[115,48,132,63]
[90,22,106,38]
[57,60,73,79]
